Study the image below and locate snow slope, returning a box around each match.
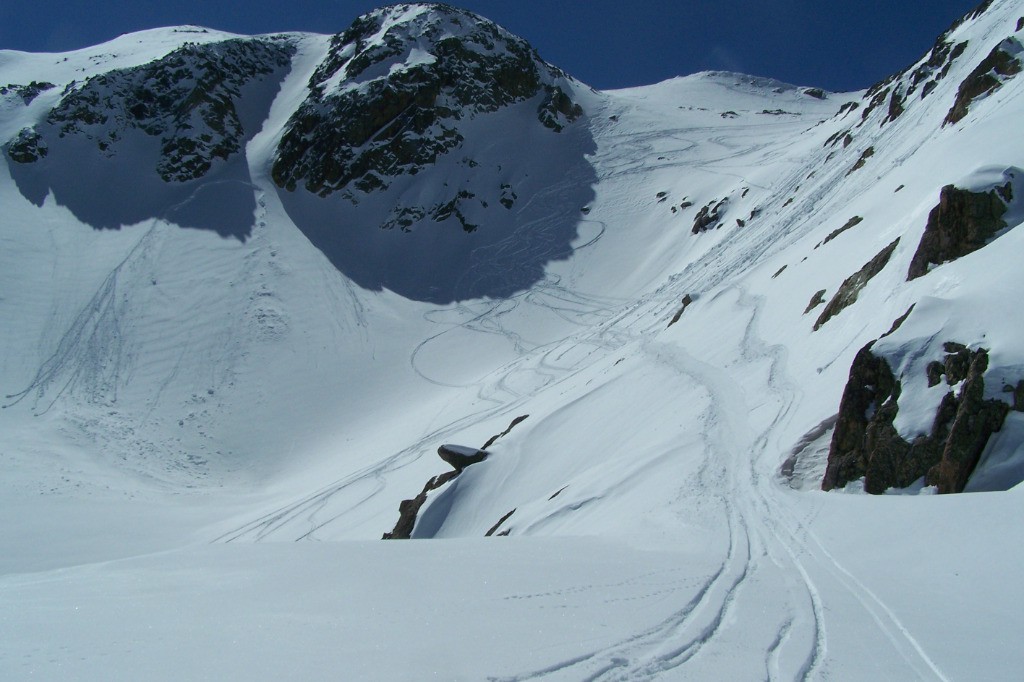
[3,1,1024,679]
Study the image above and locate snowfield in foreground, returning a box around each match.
[3,1,1024,679]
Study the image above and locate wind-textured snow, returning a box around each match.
[3,2,1024,680]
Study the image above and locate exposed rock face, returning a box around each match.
[908,39,968,100]
[823,342,1012,494]
[5,128,47,163]
[382,470,460,540]
[271,4,580,196]
[945,38,1022,125]
[822,344,905,492]
[383,415,529,539]
[884,85,905,123]
[813,238,899,330]
[906,183,1010,280]
[266,4,595,304]
[0,81,55,105]
[6,38,295,182]
[926,349,1010,493]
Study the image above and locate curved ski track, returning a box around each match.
[216,87,952,679]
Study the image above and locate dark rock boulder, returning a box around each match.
[813,238,899,330]
[906,183,1010,280]
[823,342,1012,494]
[438,444,489,470]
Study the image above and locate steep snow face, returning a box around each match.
[4,1,1024,679]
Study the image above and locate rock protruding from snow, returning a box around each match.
[382,470,460,540]
[945,37,1022,125]
[907,181,1014,280]
[383,415,527,539]
[926,348,1011,493]
[823,341,1013,494]
[438,444,489,470]
[0,81,55,105]
[813,238,899,330]
[691,198,728,233]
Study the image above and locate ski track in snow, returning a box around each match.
[213,71,956,676]
[482,279,951,680]
[6,7,1024,678]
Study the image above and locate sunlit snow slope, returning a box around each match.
[3,2,1024,680]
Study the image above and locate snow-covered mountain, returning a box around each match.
[3,2,1024,679]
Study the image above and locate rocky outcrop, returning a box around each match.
[945,38,1022,125]
[382,470,460,540]
[6,38,295,182]
[383,415,529,539]
[4,128,47,163]
[883,86,906,123]
[823,341,1013,494]
[906,183,1010,280]
[271,4,580,196]
[691,198,728,233]
[0,81,55,105]
[813,238,899,330]
[822,344,904,492]
[926,349,1010,493]
[907,39,968,100]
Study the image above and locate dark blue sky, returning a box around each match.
[0,1,984,91]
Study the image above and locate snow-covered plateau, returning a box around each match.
[3,2,1024,679]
